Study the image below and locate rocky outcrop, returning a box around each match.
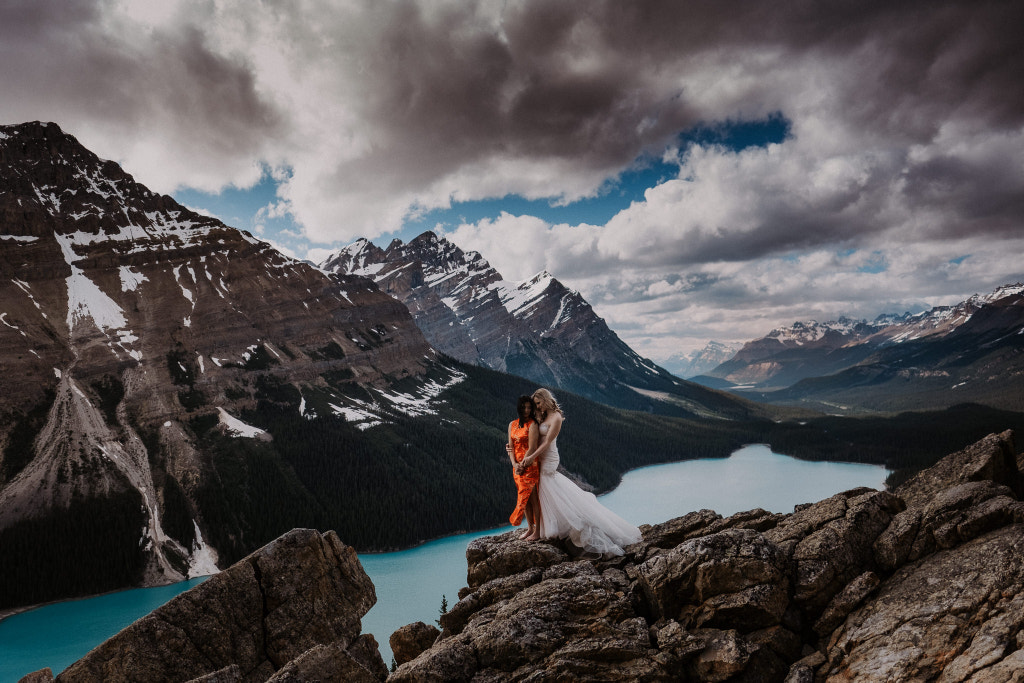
[390,430,1024,681]
[54,529,385,683]
[31,431,1023,682]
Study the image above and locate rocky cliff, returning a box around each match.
[53,528,387,683]
[322,233,762,420]
[390,430,1023,682]
[26,430,1023,682]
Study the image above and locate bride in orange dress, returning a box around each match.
[507,395,542,540]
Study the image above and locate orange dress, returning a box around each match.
[509,419,540,526]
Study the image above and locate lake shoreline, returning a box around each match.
[3,445,891,680]
[2,446,888,626]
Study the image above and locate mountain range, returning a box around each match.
[0,121,762,611]
[320,234,759,419]
[696,283,1024,413]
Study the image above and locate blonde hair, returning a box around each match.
[532,388,564,416]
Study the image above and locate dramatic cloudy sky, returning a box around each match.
[3,0,1023,366]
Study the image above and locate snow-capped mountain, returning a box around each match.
[700,283,1024,412]
[0,121,451,605]
[322,233,758,418]
[662,341,741,379]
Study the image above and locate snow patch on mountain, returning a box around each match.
[497,272,554,318]
[188,521,220,578]
[217,408,269,439]
[119,266,148,292]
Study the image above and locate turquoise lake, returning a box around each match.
[0,444,888,679]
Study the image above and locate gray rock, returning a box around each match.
[640,509,723,549]
[56,529,379,683]
[264,641,381,683]
[636,528,790,631]
[784,652,825,683]
[873,508,922,571]
[895,430,1019,510]
[812,571,880,637]
[17,670,54,683]
[789,490,900,616]
[441,568,544,636]
[824,524,1024,681]
[465,531,569,589]
[389,622,440,666]
[391,570,663,681]
[185,665,241,682]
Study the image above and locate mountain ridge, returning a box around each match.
[697,282,1024,412]
[322,232,764,420]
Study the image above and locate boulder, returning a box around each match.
[185,666,241,682]
[17,670,54,683]
[389,622,440,665]
[636,529,789,631]
[465,531,569,589]
[264,638,386,683]
[777,489,901,617]
[56,529,382,683]
[812,571,880,637]
[895,430,1019,510]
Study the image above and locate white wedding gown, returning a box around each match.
[535,423,642,556]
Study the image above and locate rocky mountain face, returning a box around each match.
[699,284,1024,412]
[322,234,761,420]
[0,122,439,599]
[26,430,1023,682]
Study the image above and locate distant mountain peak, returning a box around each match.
[704,281,1024,403]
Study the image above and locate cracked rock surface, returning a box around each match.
[36,430,1024,682]
[391,431,1024,682]
[54,529,383,683]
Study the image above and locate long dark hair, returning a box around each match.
[516,395,536,427]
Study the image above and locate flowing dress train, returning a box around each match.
[535,423,642,556]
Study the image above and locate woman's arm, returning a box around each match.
[505,423,516,466]
[522,413,562,467]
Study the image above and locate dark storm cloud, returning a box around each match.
[354,0,1024,163]
[2,0,1021,245]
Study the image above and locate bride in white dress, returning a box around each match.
[516,388,642,557]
